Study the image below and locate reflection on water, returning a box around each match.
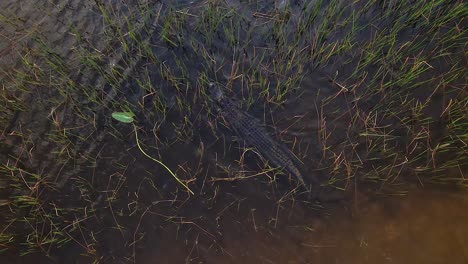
[2,186,467,263]
[142,186,468,264]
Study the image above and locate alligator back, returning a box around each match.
[209,83,309,191]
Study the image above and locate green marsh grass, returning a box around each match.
[0,0,466,260]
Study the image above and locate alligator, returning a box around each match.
[208,82,312,193]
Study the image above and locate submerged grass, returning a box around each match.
[0,0,466,260]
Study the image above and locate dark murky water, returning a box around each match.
[140,186,468,264]
[1,0,466,263]
[3,186,468,263]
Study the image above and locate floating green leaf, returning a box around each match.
[112,112,135,123]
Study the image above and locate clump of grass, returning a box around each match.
[313,0,467,190]
[0,164,72,255]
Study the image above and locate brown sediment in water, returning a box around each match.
[1,186,467,263]
[138,186,468,264]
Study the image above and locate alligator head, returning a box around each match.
[208,82,224,102]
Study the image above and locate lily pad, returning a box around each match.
[112,112,135,123]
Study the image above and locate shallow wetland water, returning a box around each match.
[0,0,466,263]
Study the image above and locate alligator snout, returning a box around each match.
[208,82,224,101]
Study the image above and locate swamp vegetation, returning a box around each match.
[0,0,466,263]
